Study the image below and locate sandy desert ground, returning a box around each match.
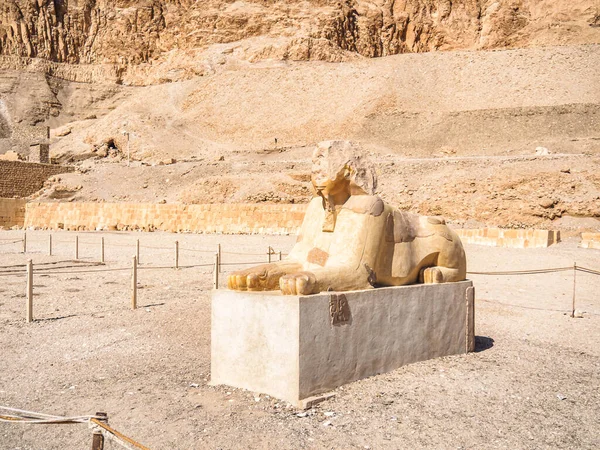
[0,230,599,449]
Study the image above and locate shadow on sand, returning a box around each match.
[474,336,494,352]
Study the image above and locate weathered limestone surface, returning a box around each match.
[580,233,600,249]
[1,0,597,72]
[456,228,561,248]
[211,280,475,406]
[0,198,26,227]
[24,202,306,234]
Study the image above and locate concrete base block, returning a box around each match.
[211,281,475,407]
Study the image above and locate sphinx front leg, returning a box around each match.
[419,266,464,284]
[279,266,372,295]
[228,262,303,291]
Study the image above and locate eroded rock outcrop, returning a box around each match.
[1,0,598,84]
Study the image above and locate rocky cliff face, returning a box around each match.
[1,1,598,83]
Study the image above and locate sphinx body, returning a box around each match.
[228,141,466,295]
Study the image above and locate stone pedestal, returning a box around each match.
[211,281,475,407]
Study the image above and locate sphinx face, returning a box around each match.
[311,146,350,203]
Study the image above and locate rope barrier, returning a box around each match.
[0,272,26,277]
[178,263,214,269]
[576,266,600,276]
[89,418,151,450]
[138,263,214,270]
[0,406,150,450]
[467,267,572,275]
[0,406,102,424]
[220,261,270,266]
[221,251,268,256]
[0,240,22,246]
[0,263,26,269]
[41,267,132,275]
[179,247,215,253]
[33,260,101,267]
[0,261,101,272]
[103,242,135,248]
[139,244,172,250]
[0,268,27,274]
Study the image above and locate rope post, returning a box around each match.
[48,234,52,256]
[91,412,108,450]
[131,256,138,310]
[213,252,219,289]
[100,237,105,264]
[279,251,282,261]
[218,243,222,273]
[268,246,272,263]
[22,232,26,253]
[75,235,79,260]
[571,262,577,318]
[26,259,33,323]
[136,239,140,264]
[175,240,179,269]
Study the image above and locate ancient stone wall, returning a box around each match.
[24,202,307,235]
[21,201,569,244]
[580,233,600,250]
[0,161,73,198]
[0,198,26,228]
[455,228,561,248]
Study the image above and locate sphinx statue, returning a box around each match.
[228,141,466,295]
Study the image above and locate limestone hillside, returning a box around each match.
[1,0,599,84]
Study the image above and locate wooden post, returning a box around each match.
[268,246,272,263]
[175,240,179,269]
[22,232,26,253]
[218,243,222,273]
[26,259,33,323]
[571,262,577,318]
[131,256,137,310]
[279,251,282,261]
[91,412,108,450]
[48,234,52,256]
[213,252,219,289]
[100,237,105,264]
[75,235,79,260]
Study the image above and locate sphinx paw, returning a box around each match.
[279,272,317,295]
[419,267,444,284]
[228,266,270,291]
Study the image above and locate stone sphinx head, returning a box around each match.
[311,141,377,206]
